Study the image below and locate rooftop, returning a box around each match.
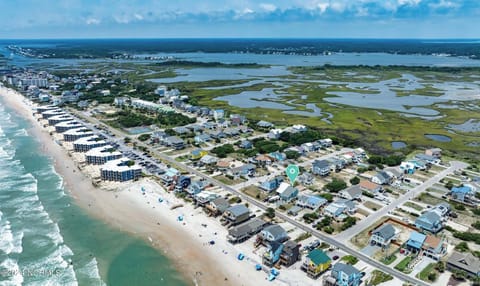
[100,157,141,172]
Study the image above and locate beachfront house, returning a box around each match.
[276,182,299,203]
[205,197,230,217]
[161,168,180,186]
[447,251,480,279]
[312,160,330,176]
[302,249,331,279]
[370,223,396,248]
[186,180,208,196]
[263,241,284,267]
[259,224,289,243]
[279,240,301,267]
[415,211,443,233]
[194,191,219,206]
[227,218,268,244]
[339,186,362,201]
[326,263,362,286]
[221,204,251,227]
[296,194,327,211]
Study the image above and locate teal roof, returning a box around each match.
[307,249,331,265]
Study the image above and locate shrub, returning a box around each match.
[349,176,360,185]
[325,178,347,193]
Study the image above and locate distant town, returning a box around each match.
[2,67,480,286]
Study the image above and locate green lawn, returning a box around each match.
[417,263,437,282]
[369,270,394,286]
[394,256,412,273]
[381,254,397,265]
[404,201,424,211]
[341,255,359,265]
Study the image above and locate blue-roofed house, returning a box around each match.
[312,160,330,176]
[451,186,476,204]
[269,151,286,161]
[415,154,441,164]
[259,176,283,192]
[406,231,426,254]
[213,109,224,121]
[257,120,274,129]
[239,140,253,149]
[194,133,212,144]
[186,180,209,196]
[415,211,443,233]
[263,241,284,267]
[296,194,328,211]
[276,182,299,203]
[161,167,180,186]
[329,263,362,286]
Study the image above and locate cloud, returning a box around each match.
[86,18,100,25]
[260,3,276,12]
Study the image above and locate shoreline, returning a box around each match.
[0,86,275,286]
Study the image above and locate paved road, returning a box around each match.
[335,161,468,241]
[70,109,433,286]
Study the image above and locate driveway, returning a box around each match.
[361,244,380,257]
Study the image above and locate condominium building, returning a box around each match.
[85,145,122,165]
[73,136,108,152]
[63,127,94,142]
[55,120,83,133]
[100,158,142,182]
[36,105,57,114]
[48,114,74,126]
[42,109,65,119]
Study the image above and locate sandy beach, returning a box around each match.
[0,86,284,286]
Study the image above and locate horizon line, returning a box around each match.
[1,37,480,41]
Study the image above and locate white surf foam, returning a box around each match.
[0,220,23,255]
[76,257,106,285]
[0,258,24,286]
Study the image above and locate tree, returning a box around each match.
[435,261,445,273]
[124,137,131,144]
[445,180,454,190]
[138,134,151,141]
[285,150,301,160]
[349,176,360,185]
[325,178,347,193]
[454,242,470,252]
[427,272,437,282]
[265,208,275,219]
[324,226,334,234]
[474,221,480,230]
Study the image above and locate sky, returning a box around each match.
[0,0,479,39]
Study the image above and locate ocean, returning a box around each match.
[0,98,187,286]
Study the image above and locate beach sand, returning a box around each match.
[0,86,279,286]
